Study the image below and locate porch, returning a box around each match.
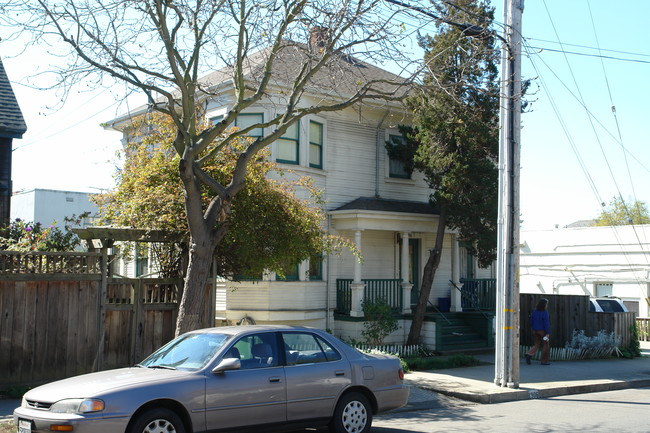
[334,277,497,316]
[335,277,496,351]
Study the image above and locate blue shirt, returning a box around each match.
[530,309,550,334]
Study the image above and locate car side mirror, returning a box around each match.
[212,357,241,374]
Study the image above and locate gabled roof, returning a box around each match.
[198,41,408,99]
[106,41,409,128]
[0,59,27,139]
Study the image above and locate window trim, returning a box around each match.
[309,120,324,169]
[276,121,300,165]
[235,112,264,138]
[275,262,300,281]
[309,254,323,281]
[387,133,411,179]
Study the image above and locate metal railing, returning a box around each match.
[336,278,403,314]
[460,278,496,311]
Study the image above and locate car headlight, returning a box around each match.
[50,399,105,414]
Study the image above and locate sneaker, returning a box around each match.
[525,354,532,365]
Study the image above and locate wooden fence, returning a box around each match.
[0,251,215,388]
[637,318,650,341]
[520,294,636,347]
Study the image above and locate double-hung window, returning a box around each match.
[309,254,323,281]
[276,261,299,281]
[309,121,324,169]
[276,122,299,164]
[235,113,264,138]
[388,134,411,179]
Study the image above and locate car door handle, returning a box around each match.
[335,370,345,376]
[269,376,282,383]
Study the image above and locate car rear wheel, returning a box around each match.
[329,392,372,433]
[129,408,186,433]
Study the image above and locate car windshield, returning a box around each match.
[138,333,231,371]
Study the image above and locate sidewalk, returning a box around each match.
[3,345,650,422]
[403,342,650,407]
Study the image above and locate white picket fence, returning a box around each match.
[353,344,429,358]
[520,345,618,361]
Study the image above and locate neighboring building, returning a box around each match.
[106,40,495,348]
[520,225,650,317]
[11,188,99,228]
[0,59,28,225]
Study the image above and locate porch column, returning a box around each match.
[451,235,463,312]
[350,230,365,317]
[400,232,413,314]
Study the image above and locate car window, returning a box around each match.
[281,332,342,366]
[139,333,230,371]
[231,332,279,369]
[596,299,625,312]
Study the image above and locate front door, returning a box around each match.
[409,238,420,305]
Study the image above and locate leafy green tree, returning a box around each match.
[3,0,411,335]
[95,112,351,280]
[387,0,500,345]
[595,197,650,226]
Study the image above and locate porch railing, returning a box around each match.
[336,279,402,315]
[460,278,496,311]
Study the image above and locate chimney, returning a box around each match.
[309,26,331,49]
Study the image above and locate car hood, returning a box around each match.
[25,367,195,402]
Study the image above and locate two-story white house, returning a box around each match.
[105,40,495,349]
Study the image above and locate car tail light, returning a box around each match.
[49,425,74,431]
[398,368,404,380]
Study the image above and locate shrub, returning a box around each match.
[0,214,89,252]
[404,354,480,371]
[361,298,399,345]
[565,329,620,359]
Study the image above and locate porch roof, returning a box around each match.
[333,197,439,215]
[329,197,441,232]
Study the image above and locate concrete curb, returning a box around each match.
[419,377,650,405]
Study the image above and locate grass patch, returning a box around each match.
[0,421,14,433]
[404,353,481,372]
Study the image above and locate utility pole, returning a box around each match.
[494,0,524,388]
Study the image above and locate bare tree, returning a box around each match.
[1,0,417,335]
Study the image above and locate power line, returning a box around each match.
[526,37,650,59]
[528,46,650,65]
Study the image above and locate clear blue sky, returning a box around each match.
[2,0,649,230]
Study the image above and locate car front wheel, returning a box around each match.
[129,408,186,433]
[329,392,372,433]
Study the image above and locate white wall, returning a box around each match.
[520,225,650,317]
[11,189,98,227]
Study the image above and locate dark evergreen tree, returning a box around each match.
[387,0,500,344]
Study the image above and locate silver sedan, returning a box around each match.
[14,325,408,433]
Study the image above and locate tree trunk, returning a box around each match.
[175,238,216,336]
[407,205,448,345]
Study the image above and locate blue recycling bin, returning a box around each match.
[438,297,451,312]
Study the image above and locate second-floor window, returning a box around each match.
[235,113,264,138]
[309,121,323,169]
[276,122,299,164]
[388,134,411,179]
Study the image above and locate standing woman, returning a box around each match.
[525,298,551,365]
